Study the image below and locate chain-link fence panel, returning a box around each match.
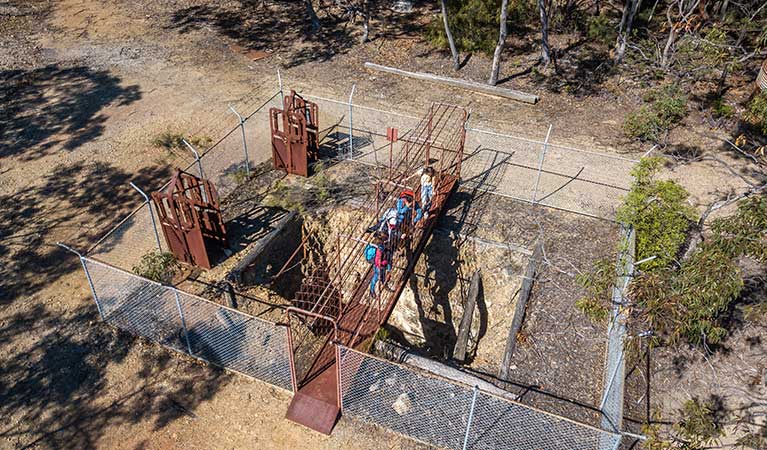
[463,128,637,220]
[86,199,168,271]
[197,92,282,197]
[82,257,183,350]
[175,290,293,391]
[339,346,623,450]
[339,346,474,449]
[468,390,621,450]
[81,257,293,392]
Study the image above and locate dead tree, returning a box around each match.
[661,0,701,69]
[538,0,552,67]
[614,0,643,63]
[441,0,460,71]
[489,0,510,85]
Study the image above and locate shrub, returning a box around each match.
[616,157,697,271]
[711,98,734,119]
[132,251,178,283]
[152,131,212,151]
[623,85,688,142]
[745,91,767,135]
[676,399,724,448]
[575,258,613,321]
[586,14,616,46]
[632,243,742,345]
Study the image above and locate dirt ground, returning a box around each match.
[2,0,764,448]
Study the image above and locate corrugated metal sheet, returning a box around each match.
[758,59,767,92]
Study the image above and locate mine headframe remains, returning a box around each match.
[270,90,320,177]
[277,102,469,435]
[151,169,228,270]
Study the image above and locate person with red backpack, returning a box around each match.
[366,233,390,297]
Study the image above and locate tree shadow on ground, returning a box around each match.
[0,301,233,449]
[165,1,358,69]
[0,161,171,305]
[0,65,141,161]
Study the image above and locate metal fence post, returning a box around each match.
[129,182,162,252]
[278,68,284,106]
[56,243,105,321]
[172,289,194,355]
[348,83,356,160]
[462,385,479,450]
[532,124,553,204]
[229,105,251,178]
[182,139,204,179]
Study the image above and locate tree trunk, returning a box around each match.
[538,0,551,67]
[614,0,643,63]
[440,0,460,71]
[489,0,510,85]
[661,22,677,68]
[305,0,321,31]
[360,0,370,43]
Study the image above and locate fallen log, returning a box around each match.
[364,62,539,104]
[374,340,518,402]
[498,240,542,382]
[453,270,481,363]
[227,210,297,285]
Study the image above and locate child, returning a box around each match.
[367,234,390,297]
[419,166,435,216]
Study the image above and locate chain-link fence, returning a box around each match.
[80,256,293,391]
[85,90,283,270]
[339,345,622,450]
[71,77,638,447]
[599,225,635,441]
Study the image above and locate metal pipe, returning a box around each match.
[462,385,479,450]
[173,289,194,355]
[532,124,553,204]
[57,243,105,320]
[348,83,356,160]
[278,68,284,106]
[129,181,162,251]
[229,105,251,177]
[182,138,204,179]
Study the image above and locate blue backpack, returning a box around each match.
[364,244,377,263]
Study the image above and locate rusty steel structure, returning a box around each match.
[270,90,320,177]
[152,169,228,270]
[277,103,468,434]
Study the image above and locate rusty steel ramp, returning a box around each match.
[280,103,468,434]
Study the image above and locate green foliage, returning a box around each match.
[262,163,336,214]
[710,195,767,263]
[624,85,688,142]
[711,98,734,119]
[745,91,767,135]
[132,251,178,283]
[425,0,535,55]
[633,243,742,345]
[228,166,249,185]
[643,400,725,449]
[152,131,212,151]
[586,14,616,46]
[736,431,767,449]
[616,157,697,271]
[675,399,724,448]
[374,326,390,342]
[675,28,731,75]
[575,258,613,321]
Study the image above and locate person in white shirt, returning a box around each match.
[419,166,435,217]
